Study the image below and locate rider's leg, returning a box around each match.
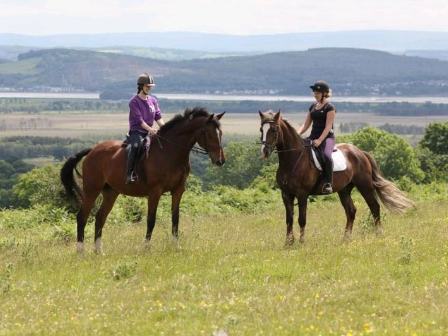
[321,137,335,193]
[126,131,143,184]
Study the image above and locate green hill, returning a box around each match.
[1,48,448,97]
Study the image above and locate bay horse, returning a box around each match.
[259,110,414,245]
[61,107,225,255]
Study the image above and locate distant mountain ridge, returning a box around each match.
[1,47,448,97]
[1,30,448,52]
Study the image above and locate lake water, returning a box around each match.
[1,92,448,104]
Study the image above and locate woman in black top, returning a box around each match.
[297,80,336,194]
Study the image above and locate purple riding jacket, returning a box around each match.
[128,95,162,132]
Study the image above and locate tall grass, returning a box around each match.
[1,190,447,334]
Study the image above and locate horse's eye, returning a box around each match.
[259,127,263,132]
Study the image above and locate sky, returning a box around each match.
[0,0,448,35]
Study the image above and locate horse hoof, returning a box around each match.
[284,236,295,247]
[299,237,305,244]
[342,235,352,244]
[76,242,86,257]
[172,237,182,251]
[94,249,104,255]
[144,239,151,250]
[94,239,104,255]
[376,229,385,238]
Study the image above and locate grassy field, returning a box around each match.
[1,196,447,335]
[0,112,446,139]
[0,57,42,75]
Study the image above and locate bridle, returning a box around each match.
[199,116,223,155]
[260,121,280,150]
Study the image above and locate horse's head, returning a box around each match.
[259,109,281,158]
[197,111,226,166]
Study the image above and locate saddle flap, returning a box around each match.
[311,147,347,172]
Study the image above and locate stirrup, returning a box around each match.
[126,171,138,184]
[322,183,333,194]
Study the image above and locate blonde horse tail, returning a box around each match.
[363,151,415,214]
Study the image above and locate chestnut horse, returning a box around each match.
[259,110,414,245]
[61,107,225,254]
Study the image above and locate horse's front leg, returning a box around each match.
[297,196,308,244]
[145,188,163,249]
[281,190,295,246]
[171,185,185,248]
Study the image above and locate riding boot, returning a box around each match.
[126,146,138,184]
[323,157,333,194]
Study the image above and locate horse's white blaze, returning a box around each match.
[94,238,103,254]
[261,123,270,156]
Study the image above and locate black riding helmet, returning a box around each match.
[310,80,330,93]
[137,73,156,87]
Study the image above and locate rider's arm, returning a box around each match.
[297,112,312,135]
[156,118,165,127]
[140,121,158,135]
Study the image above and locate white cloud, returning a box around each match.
[0,0,447,34]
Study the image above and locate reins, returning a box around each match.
[154,134,209,155]
[154,117,221,156]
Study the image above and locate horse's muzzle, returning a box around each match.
[214,158,225,166]
[261,144,272,158]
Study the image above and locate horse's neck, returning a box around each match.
[162,119,203,152]
[276,123,307,165]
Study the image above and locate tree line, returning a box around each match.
[0,122,447,209]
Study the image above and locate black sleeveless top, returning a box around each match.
[308,102,337,140]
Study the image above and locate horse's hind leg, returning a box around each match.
[281,190,295,246]
[337,183,356,240]
[77,191,101,256]
[94,187,119,254]
[145,188,163,249]
[357,184,382,236]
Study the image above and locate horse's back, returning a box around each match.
[336,142,372,177]
[82,140,125,186]
[85,140,124,164]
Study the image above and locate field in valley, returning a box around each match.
[0,111,445,140]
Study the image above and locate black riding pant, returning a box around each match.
[127,130,148,173]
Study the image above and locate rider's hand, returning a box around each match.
[312,139,322,147]
[148,127,158,136]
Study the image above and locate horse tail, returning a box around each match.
[60,148,92,205]
[363,151,415,214]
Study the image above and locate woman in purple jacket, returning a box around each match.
[126,73,165,184]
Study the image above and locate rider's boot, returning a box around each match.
[322,157,333,194]
[126,146,138,184]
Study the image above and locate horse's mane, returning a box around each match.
[263,110,303,143]
[159,106,221,135]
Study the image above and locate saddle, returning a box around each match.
[122,134,152,163]
[309,140,347,172]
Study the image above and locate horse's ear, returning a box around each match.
[274,109,281,122]
[216,111,226,120]
[259,110,264,118]
[207,113,215,121]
